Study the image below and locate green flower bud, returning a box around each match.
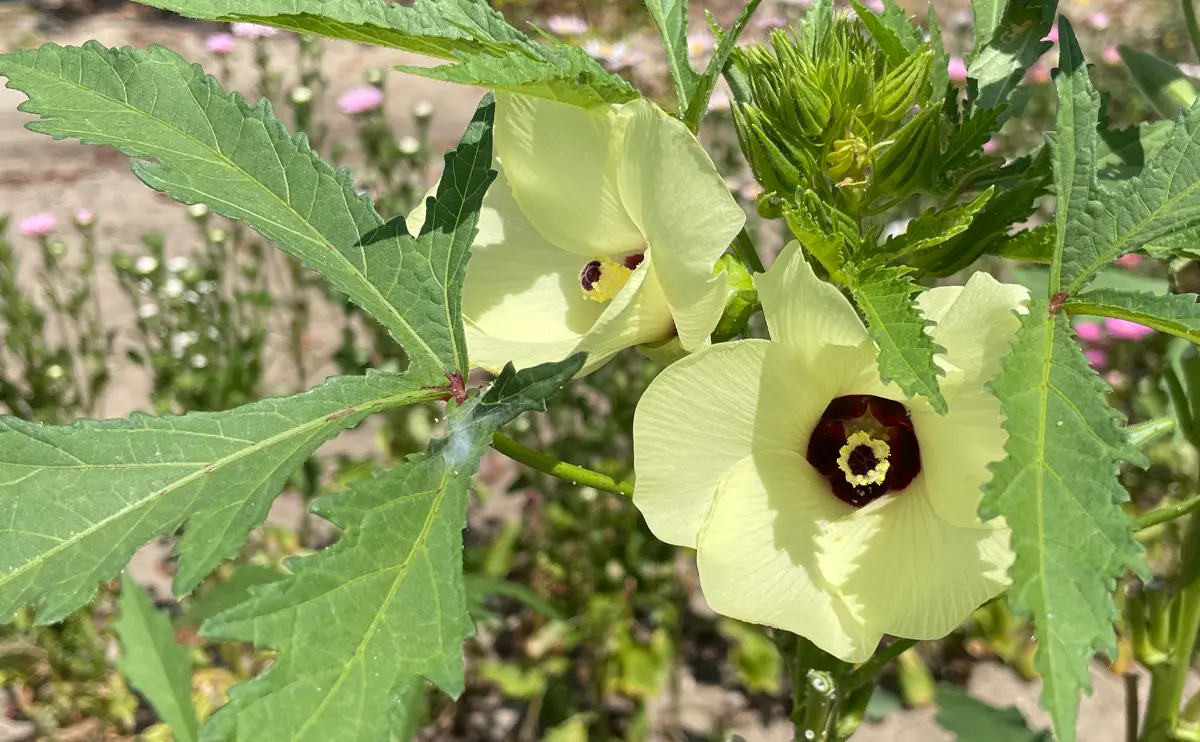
[871,48,933,122]
[825,136,870,182]
[710,253,759,343]
[870,105,941,198]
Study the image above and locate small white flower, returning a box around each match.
[137,303,159,319]
[166,256,193,273]
[184,290,201,304]
[191,353,209,369]
[135,255,159,275]
[196,281,216,295]
[163,277,185,299]
[398,136,420,155]
[137,279,154,295]
[205,326,221,340]
[171,331,199,357]
[187,203,210,219]
[45,364,65,381]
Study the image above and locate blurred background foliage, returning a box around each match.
[0,0,1197,739]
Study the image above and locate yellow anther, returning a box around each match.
[580,257,633,303]
[837,430,891,487]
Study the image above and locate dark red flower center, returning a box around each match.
[805,394,922,508]
[580,260,603,291]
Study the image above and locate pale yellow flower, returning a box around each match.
[410,93,745,376]
[632,242,1025,662]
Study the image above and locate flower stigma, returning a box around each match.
[580,255,641,302]
[837,430,891,487]
[806,394,921,508]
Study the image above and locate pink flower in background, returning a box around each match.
[337,86,384,115]
[982,137,1000,155]
[708,89,731,112]
[948,56,969,85]
[1075,322,1105,343]
[205,33,236,54]
[584,39,644,71]
[1102,45,1122,66]
[1115,253,1143,268]
[866,0,885,12]
[230,23,278,38]
[1028,62,1052,85]
[546,14,589,36]
[73,207,93,226]
[1043,23,1059,43]
[18,213,56,237]
[752,12,789,31]
[1085,349,1108,369]
[1105,318,1156,340]
[1088,12,1110,30]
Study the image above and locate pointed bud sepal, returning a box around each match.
[871,48,934,122]
[870,104,942,200]
[710,254,759,343]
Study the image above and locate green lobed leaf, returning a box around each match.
[879,0,921,52]
[803,0,834,58]
[1065,289,1200,342]
[927,3,949,103]
[969,0,1006,58]
[941,106,1005,177]
[115,574,199,742]
[200,356,584,742]
[998,225,1054,263]
[878,189,993,262]
[1060,98,1200,290]
[935,686,1051,741]
[967,0,1056,113]
[0,43,497,381]
[645,0,700,111]
[398,46,640,109]
[981,304,1148,742]
[849,0,908,64]
[914,150,1052,277]
[681,0,762,129]
[133,0,529,59]
[1047,18,1099,296]
[0,372,442,622]
[850,266,947,413]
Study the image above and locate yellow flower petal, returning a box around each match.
[494,93,643,257]
[617,100,745,349]
[633,340,837,548]
[696,452,882,663]
[916,272,1029,401]
[464,319,580,375]
[754,241,871,358]
[816,482,1012,639]
[463,167,606,342]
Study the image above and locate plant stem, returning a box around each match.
[490,432,634,496]
[1141,508,1200,741]
[1185,0,1200,64]
[843,638,919,692]
[791,637,851,741]
[1136,494,1200,531]
[732,228,766,274]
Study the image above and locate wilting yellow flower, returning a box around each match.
[410,93,745,375]
[632,242,1026,662]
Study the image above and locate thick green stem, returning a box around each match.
[1141,512,1200,741]
[490,433,634,497]
[791,637,851,741]
[1185,0,1200,65]
[732,228,766,274]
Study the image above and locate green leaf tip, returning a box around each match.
[199,356,583,742]
[981,303,1147,742]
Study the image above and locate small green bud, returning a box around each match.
[290,86,314,105]
[1119,45,1198,120]
[640,334,690,368]
[824,136,870,182]
[710,253,759,343]
[363,67,385,88]
[871,48,933,121]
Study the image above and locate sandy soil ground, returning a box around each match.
[0,4,1192,740]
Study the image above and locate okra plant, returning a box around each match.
[5,0,1200,739]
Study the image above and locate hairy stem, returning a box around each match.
[490,432,634,496]
[843,638,919,692]
[1137,494,1200,531]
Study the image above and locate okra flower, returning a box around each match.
[632,243,1025,662]
[410,94,744,376]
